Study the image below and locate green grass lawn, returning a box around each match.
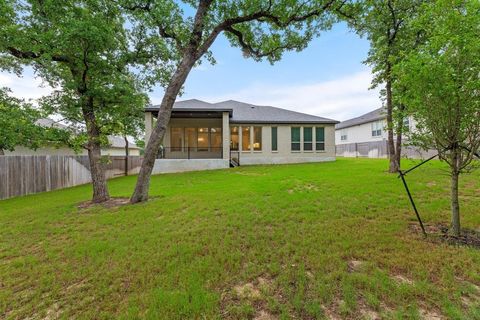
[0,158,479,319]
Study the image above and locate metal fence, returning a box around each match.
[0,155,143,200]
[336,141,437,159]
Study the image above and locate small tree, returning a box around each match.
[127,0,353,203]
[0,87,70,155]
[395,0,480,236]
[350,0,428,173]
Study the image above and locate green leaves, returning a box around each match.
[394,0,480,170]
[0,0,163,149]
[0,88,71,152]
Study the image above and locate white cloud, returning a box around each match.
[197,70,382,121]
[0,70,53,102]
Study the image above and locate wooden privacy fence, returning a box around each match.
[0,155,143,200]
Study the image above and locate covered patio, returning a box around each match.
[144,106,232,173]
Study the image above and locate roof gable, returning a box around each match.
[335,107,386,130]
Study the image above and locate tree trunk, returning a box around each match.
[130,54,197,203]
[394,105,405,170]
[83,98,110,203]
[124,135,129,176]
[450,149,461,236]
[385,72,398,173]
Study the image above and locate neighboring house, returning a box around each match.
[144,99,338,173]
[3,118,141,156]
[335,107,434,159]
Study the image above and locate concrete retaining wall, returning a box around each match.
[152,159,229,174]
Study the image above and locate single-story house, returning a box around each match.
[335,107,435,159]
[145,99,338,173]
[2,118,141,156]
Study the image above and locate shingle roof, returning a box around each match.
[335,107,386,130]
[146,99,338,124]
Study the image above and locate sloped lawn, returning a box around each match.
[0,158,479,319]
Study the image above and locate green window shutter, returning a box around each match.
[271,127,278,151]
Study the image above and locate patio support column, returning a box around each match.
[222,111,230,160]
[145,112,153,147]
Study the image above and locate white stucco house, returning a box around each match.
[335,107,434,159]
[145,99,338,173]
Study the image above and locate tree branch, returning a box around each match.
[7,47,70,63]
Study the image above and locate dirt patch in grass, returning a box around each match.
[392,274,414,285]
[288,183,319,194]
[254,310,277,320]
[347,260,365,273]
[77,197,130,210]
[233,282,262,300]
[409,223,480,249]
[222,276,282,319]
[419,307,444,320]
[358,300,380,320]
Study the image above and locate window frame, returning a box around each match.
[271,127,278,152]
[197,127,209,151]
[315,127,325,151]
[291,127,301,152]
[170,127,183,152]
[371,121,383,137]
[230,126,239,151]
[253,126,262,151]
[242,126,251,152]
[303,127,313,151]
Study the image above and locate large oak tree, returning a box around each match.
[0,0,169,202]
[126,0,353,203]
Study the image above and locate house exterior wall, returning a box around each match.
[335,119,388,145]
[334,116,437,159]
[228,123,336,165]
[152,159,229,174]
[145,111,337,171]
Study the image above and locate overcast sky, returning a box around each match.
[0,22,381,122]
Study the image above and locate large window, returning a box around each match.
[253,127,262,151]
[316,127,325,151]
[340,129,347,141]
[171,127,183,151]
[185,128,196,149]
[230,126,239,151]
[242,126,251,151]
[291,127,300,151]
[371,121,382,137]
[211,127,222,149]
[271,127,278,151]
[303,127,313,151]
[197,128,209,151]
